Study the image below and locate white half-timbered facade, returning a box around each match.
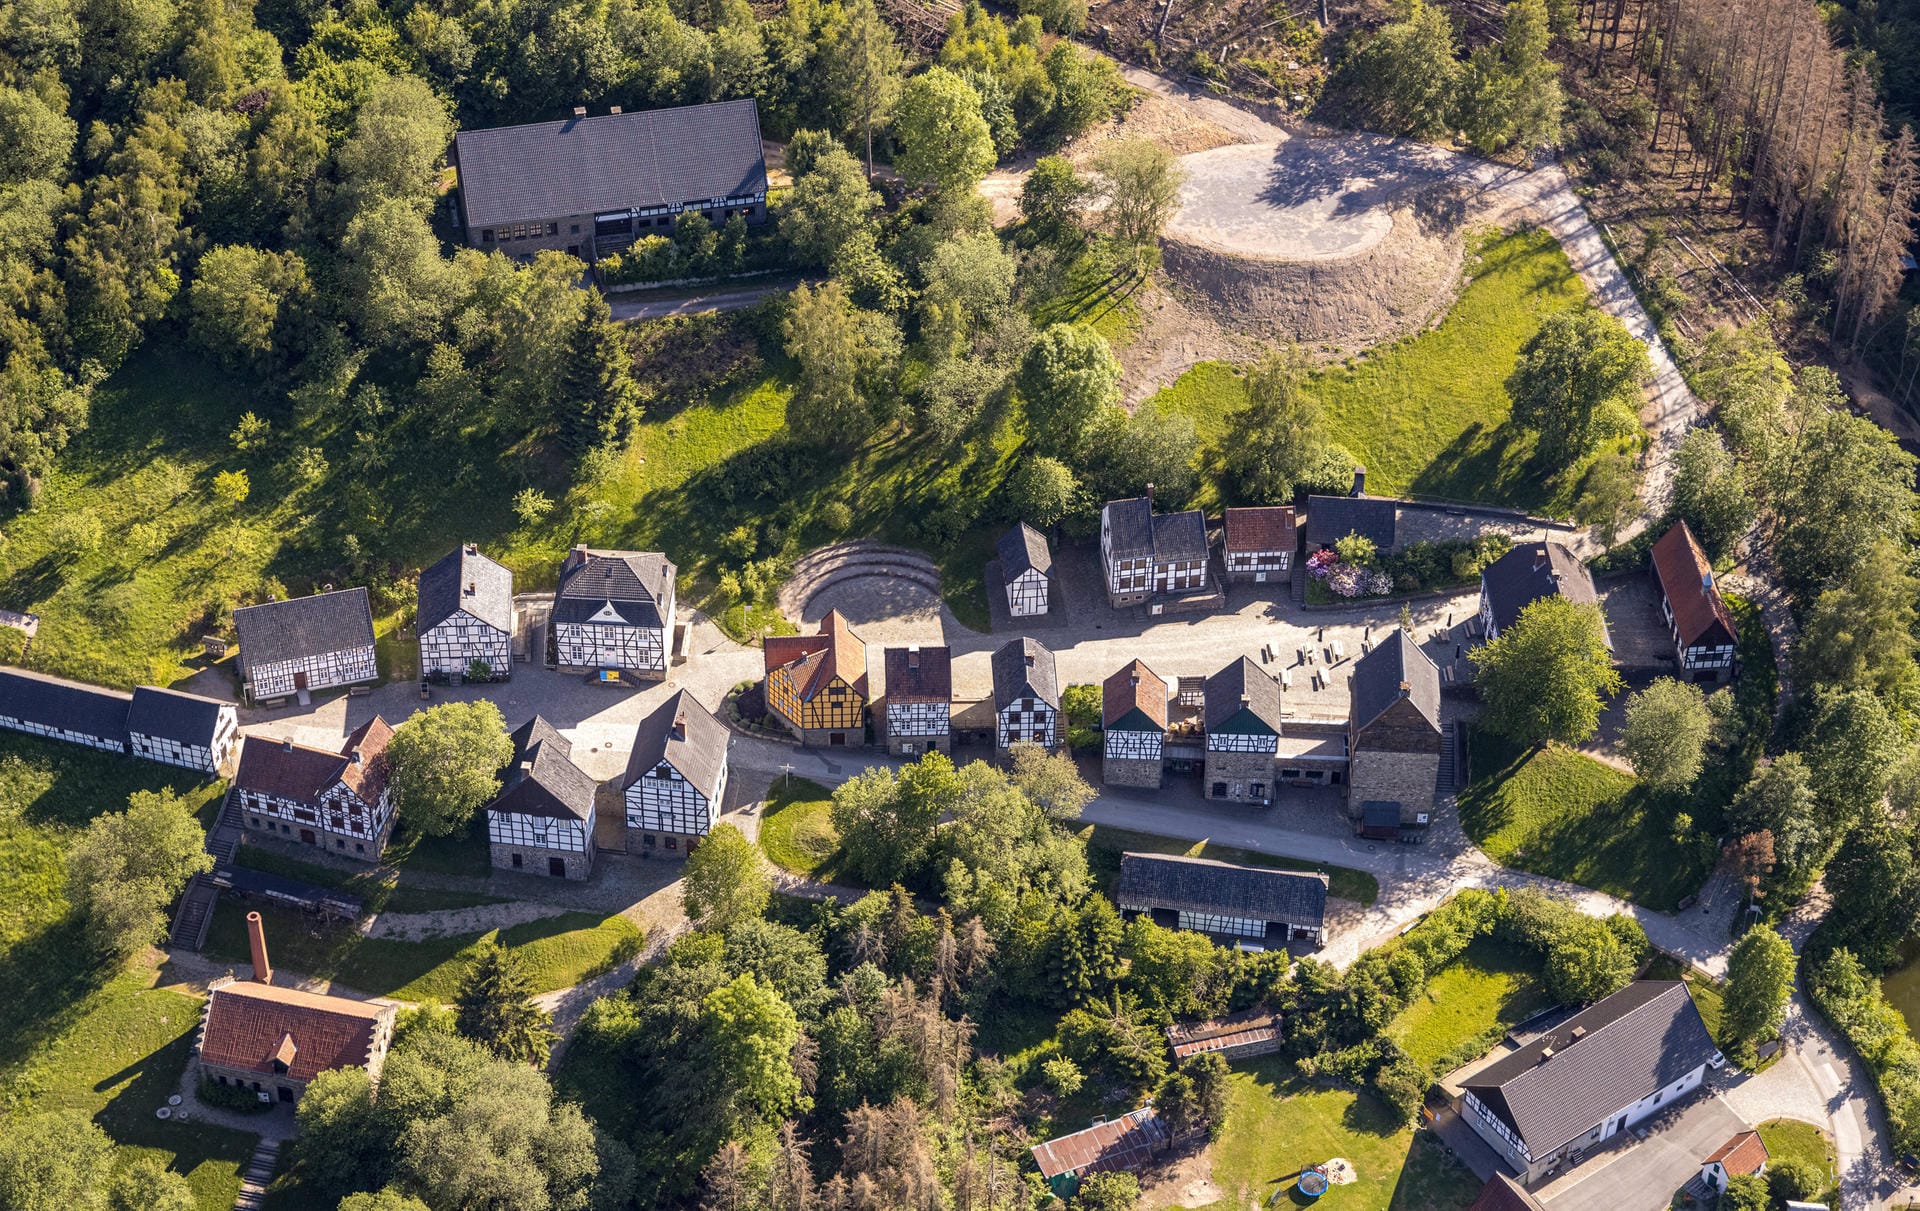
[553,546,676,679]
[232,718,396,861]
[1102,660,1168,789]
[487,715,596,879]
[1101,495,1212,607]
[992,638,1060,754]
[882,646,952,755]
[0,668,130,752]
[418,544,514,680]
[128,685,239,774]
[1204,658,1282,804]
[1223,507,1297,585]
[1650,522,1738,684]
[997,523,1053,618]
[233,588,379,701]
[622,690,729,855]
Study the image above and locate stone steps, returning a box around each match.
[233,1139,281,1211]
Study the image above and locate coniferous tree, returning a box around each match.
[561,290,643,455]
[455,941,558,1065]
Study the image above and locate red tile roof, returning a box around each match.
[1103,660,1168,729]
[200,980,389,1082]
[1166,1008,1282,1059]
[1224,506,1297,553]
[1650,521,1736,648]
[1704,1130,1769,1177]
[1030,1106,1169,1180]
[235,716,392,806]
[764,611,867,700]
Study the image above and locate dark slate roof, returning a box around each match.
[1479,541,1606,642]
[0,667,131,741]
[418,544,514,634]
[1349,629,1441,735]
[1204,657,1281,735]
[883,646,951,704]
[1468,1175,1548,1211]
[128,685,233,746]
[1103,497,1154,561]
[1114,852,1328,929]
[554,548,675,629]
[492,715,595,822]
[997,523,1052,578]
[992,638,1059,710]
[623,689,729,802]
[1464,981,1719,1155]
[1152,509,1209,563]
[1103,660,1167,731]
[455,99,769,230]
[233,588,376,668]
[1306,495,1396,550]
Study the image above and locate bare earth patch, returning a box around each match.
[1138,1143,1225,1210]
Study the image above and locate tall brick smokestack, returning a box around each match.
[247,911,273,984]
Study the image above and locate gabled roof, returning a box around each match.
[418,544,514,635]
[127,684,233,746]
[763,611,867,701]
[1103,660,1168,732]
[1152,509,1209,563]
[623,689,729,802]
[1464,981,1719,1156]
[492,716,595,822]
[201,979,389,1082]
[1468,1174,1548,1211]
[1102,497,1155,561]
[1704,1130,1768,1177]
[1479,541,1603,639]
[233,588,376,668]
[1204,657,1281,735]
[1349,629,1441,735]
[1165,1007,1282,1059]
[1030,1105,1168,1181]
[0,667,130,741]
[1114,852,1328,928]
[1224,506,1297,553]
[992,638,1059,710]
[1306,495,1396,550]
[235,718,392,806]
[454,98,768,230]
[997,522,1052,578]
[883,646,951,704]
[1650,522,1736,648]
[554,548,675,629]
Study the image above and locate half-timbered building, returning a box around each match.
[1650,521,1737,683]
[622,689,730,855]
[488,715,596,879]
[1347,629,1442,826]
[1099,494,1213,609]
[1204,658,1281,803]
[992,638,1060,753]
[882,645,952,756]
[1479,541,1611,650]
[1223,506,1297,585]
[1115,852,1329,946]
[198,915,396,1105]
[232,718,396,860]
[553,546,677,679]
[1102,660,1167,788]
[997,523,1052,617]
[763,611,868,746]
[418,544,513,681]
[128,685,239,774]
[233,588,378,702]
[0,667,130,752]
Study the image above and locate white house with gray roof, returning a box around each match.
[128,685,239,774]
[622,689,729,856]
[1460,981,1721,1186]
[418,544,514,681]
[1114,852,1329,945]
[488,715,596,880]
[553,546,676,679]
[1099,495,1213,610]
[0,667,131,752]
[997,523,1052,618]
[992,638,1061,754]
[232,588,378,703]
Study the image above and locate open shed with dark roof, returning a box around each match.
[1114,852,1329,943]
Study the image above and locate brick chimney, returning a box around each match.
[671,715,687,742]
[247,911,273,984]
[1145,483,1155,510]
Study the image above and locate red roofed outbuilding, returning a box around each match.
[1650,521,1737,683]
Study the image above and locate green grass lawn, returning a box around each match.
[1151,226,1600,515]
[1181,1059,1479,1211]
[1757,1118,1839,1204]
[1083,824,1380,906]
[203,899,641,1002]
[757,777,846,881]
[1458,732,1709,910]
[1386,936,1551,1071]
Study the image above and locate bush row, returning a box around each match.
[1806,947,1920,1153]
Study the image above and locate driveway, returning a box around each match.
[1536,1092,1748,1211]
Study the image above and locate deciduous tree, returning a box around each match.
[892,67,995,195]
[782,280,899,448]
[0,1112,115,1211]
[1471,596,1624,747]
[1091,140,1185,270]
[66,788,213,958]
[1214,345,1326,505]
[1669,429,1754,560]
[1018,154,1090,249]
[1620,678,1713,791]
[1017,323,1119,459]
[1508,309,1650,465]
[388,700,515,837]
[1723,925,1794,1048]
[682,823,771,932]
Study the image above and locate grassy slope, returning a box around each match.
[1151,227,1596,515]
[202,900,641,1002]
[1458,733,1707,910]
[1084,823,1380,906]
[1184,1059,1478,1211]
[757,776,844,880]
[1386,936,1550,1070]
[1757,1118,1839,1204]
[231,840,508,914]
[0,734,249,1202]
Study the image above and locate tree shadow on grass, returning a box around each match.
[0,917,116,1074]
[1407,420,1566,514]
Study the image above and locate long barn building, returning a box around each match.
[0,667,238,775]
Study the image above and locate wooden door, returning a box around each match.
[294,670,309,690]
[299,828,315,845]
[548,857,567,878]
